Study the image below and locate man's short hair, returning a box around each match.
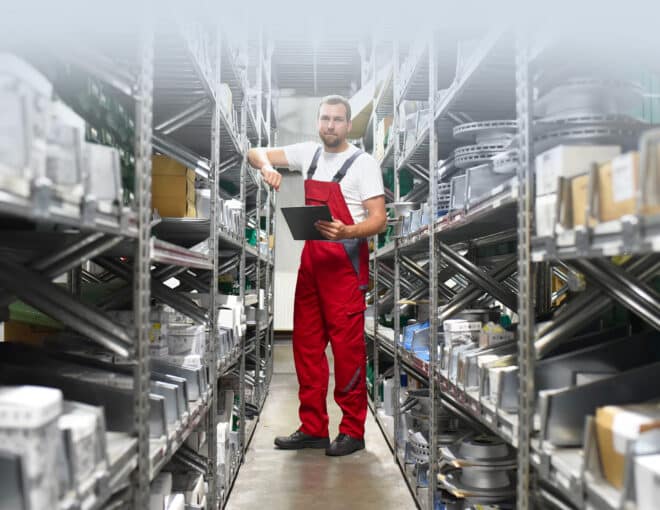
[318,95,351,121]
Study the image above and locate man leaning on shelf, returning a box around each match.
[247,95,387,456]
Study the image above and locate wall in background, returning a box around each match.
[273,96,321,330]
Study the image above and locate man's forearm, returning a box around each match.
[247,148,270,170]
[346,216,387,238]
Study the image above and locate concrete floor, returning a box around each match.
[225,341,416,510]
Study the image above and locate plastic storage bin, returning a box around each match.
[0,385,63,510]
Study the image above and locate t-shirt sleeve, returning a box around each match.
[282,141,317,172]
[359,155,385,201]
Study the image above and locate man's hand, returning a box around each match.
[315,218,352,241]
[260,164,282,191]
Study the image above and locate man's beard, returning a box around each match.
[319,131,342,148]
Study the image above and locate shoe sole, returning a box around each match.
[325,443,365,457]
[274,438,330,450]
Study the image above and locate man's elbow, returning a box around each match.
[247,148,258,167]
[377,215,387,233]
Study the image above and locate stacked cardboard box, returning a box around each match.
[152,155,196,218]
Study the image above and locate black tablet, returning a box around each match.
[281,205,333,240]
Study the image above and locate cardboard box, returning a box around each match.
[535,145,621,196]
[152,155,196,218]
[598,152,639,222]
[535,193,557,238]
[570,174,598,228]
[641,140,660,216]
[595,402,660,489]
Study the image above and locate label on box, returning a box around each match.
[612,154,635,203]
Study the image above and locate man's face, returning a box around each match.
[318,103,351,148]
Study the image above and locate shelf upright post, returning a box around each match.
[239,36,249,457]
[265,184,273,385]
[264,37,274,385]
[132,13,154,509]
[255,178,263,405]
[392,34,402,464]
[427,28,438,510]
[515,31,536,510]
[372,33,378,153]
[252,27,264,406]
[207,24,222,510]
[370,32,381,411]
[266,39,274,146]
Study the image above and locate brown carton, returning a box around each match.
[595,402,660,489]
[152,155,196,218]
[597,152,638,223]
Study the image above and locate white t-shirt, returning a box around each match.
[283,142,385,224]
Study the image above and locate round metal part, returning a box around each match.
[534,114,645,135]
[459,465,512,490]
[453,121,518,143]
[440,434,517,468]
[454,143,508,169]
[491,149,519,175]
[438,467,517,503]
[533,124,642,154]
[387,201,420,218]
[535,79,643,119]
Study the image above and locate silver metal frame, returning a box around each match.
[515,31,535,510]
[132,15,154,508]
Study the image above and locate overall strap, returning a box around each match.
[306,146,323,179]
[332,150,364,183]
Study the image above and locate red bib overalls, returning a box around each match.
[292,147,370,440]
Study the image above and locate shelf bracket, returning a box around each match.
[96,258,208,324]
[439,244,518,311]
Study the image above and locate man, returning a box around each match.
[247,95,386,456]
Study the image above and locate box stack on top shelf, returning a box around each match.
[0,12,275,510]
[364,27,660,510]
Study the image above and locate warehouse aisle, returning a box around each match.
[226,340,415,510]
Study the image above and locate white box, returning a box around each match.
[535,193,557,238]
[167,324,206,356]
[535,145,621,196]
[0,386,62,510]
[58,401,106,486]
[150,471,172,510]
[85,143,122,214]
[382,378,395,416]
[165,493,185,510]
[635,454,660,510]
[46,101,86,202]
[195,188,211,219]
[0,54,51,196]
[172,473,205,506]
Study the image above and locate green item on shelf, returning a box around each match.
[9,301,63,329]
[499,315,512,329]
[366,362,374,399]
[245,228,258,246]
[383,167,413,196]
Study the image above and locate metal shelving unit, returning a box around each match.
[366,26,660,510]
[0,14,275,510]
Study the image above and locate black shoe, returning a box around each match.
[274,430,330,450]
[325,433,365,457]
